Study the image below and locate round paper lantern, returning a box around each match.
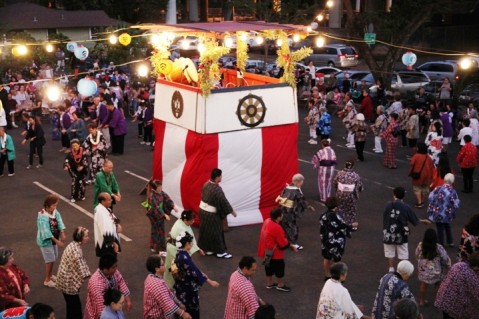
[157,59,173,74]
[66,42,78,52]
[77,78,97,97]
[401,52,417,70]
[118,33,132,46]
[74,46,89,60]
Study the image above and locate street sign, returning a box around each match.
[364,33,376,45]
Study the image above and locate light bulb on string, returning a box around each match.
[459,57,473,70]
[224,36,234,48]
[17,45,28,55]
[276,39,283,46]
[293,34,300,43]
[151,33,161,46]
[317,14,324,22]
[46,85,61,101]
[137,64,149,77]
[316,36,325,47]
[45,44,54,53]
[256,36,264,45]
[326,0,334,8]
[109,34,118,44]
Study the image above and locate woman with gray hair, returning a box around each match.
[276,173,314,249]
[317,262,370,319]
[427,173,460,247]
[0,247,30,311]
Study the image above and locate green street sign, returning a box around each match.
[364,33,376,45]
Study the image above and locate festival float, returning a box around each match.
[133,21,311,226]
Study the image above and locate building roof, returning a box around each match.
[0,2,121,30]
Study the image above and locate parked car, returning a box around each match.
[307,44,359,67]
[359,71,430,95]
[391,70,431,95]
[294,62,340,78]
[458,83,479,106]
[416,61,460,83]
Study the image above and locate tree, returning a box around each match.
[342,0,477,89]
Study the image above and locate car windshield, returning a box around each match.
[399,73,428,83]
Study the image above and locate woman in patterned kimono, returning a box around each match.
[320,197,358,281]
[312,139,337,202]
[381,113,399,169]
[276,173,314,249]
[333,160,363,225]
[173,231,219,319]
[145,180,178,253]
[83,123,107,184]
[63,139,88,203]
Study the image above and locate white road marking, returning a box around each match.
[124,170,150,181]
[33,181,133,242]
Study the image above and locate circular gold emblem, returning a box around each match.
[236,94,266,127]
[171,90,184,119]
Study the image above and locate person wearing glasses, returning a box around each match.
[55,227,91,319]
[0,247,30,312]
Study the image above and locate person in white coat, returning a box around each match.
[316,262,371,319]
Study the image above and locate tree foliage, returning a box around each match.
[342,0,477,89]
[34,0,169,23]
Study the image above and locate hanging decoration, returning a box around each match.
[198,36,231,96]
[150,32,174,78]
[156,59,173,75]
[235,31,249,74]
[66,42,78,52]
[118,33,132,46]
[77,78,97,96]
[265,30,312,88]
[74,46,89,60]
[401,51,417,70]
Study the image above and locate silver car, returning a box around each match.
[391,71,431,95]
[416,61,460,83]
[308,44,359,67]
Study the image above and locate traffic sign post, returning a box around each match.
[364,33,376,45]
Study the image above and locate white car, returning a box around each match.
[391,71,430,95]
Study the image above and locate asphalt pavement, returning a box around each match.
[1,107,477,319]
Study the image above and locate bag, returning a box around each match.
[170,256,185,281]
[409,158,427,180]
[409,171,421,179]
[262,249,273,268]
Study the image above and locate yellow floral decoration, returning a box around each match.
[198,35,231,96]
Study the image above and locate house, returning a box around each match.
[0,2,124,47]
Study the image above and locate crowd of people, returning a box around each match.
[1,58,479,319]
[302,67,479,318]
